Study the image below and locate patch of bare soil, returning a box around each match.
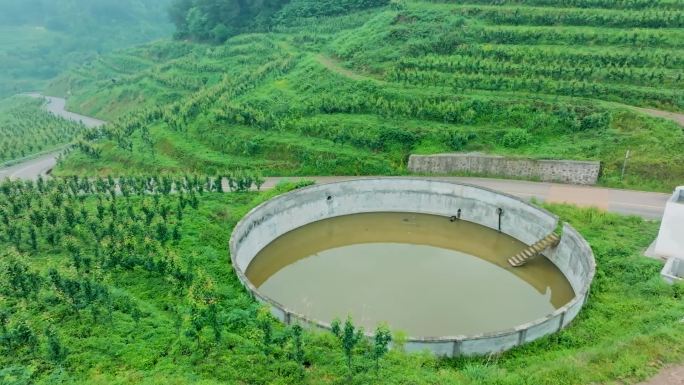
[633,107,684,128]
[637,366,684,385]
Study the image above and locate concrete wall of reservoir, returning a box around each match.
[230,178,596,357]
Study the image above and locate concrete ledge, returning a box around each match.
[661,258,684,285]
[229,178,596,356]
[408,153,601,185]
[655,186,684,260]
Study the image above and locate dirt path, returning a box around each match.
[315,54,377,82]
[637,366,684,385]
[632,107,684,128]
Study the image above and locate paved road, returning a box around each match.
[0,151,68,181]
[262,176,671,220]
[25,93,106,128]
[0,94,105,180]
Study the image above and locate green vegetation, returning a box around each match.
[169,0,289,42]
[169,0,389,43]
[0,177,682,384]
[2,1,682,383]
[0,96,86,164]
[46,0,684,191]
[0,0,173,97]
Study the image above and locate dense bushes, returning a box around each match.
[169,0,290,42]
[0,179,406,384]
[578,112,612,132]
[275,0,390,20]
[0,176,201,373]
[444,129,477,151]
[169,0,391,42]
[501,128,531,148]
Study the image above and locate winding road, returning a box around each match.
[25,93,106,128]
[0,94,105,180]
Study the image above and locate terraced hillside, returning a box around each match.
[47,0,684,191]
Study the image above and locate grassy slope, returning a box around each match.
[49,1,684,191]
[0,178,682,385]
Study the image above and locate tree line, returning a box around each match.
[169,0,390,43]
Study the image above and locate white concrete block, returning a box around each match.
[655,187,684,259]
[661,257,684,285]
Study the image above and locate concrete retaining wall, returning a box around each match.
[230,178,596,357]
[655,187,684,260]
[408,153,601,185]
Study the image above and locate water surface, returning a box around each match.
[247,212,574,336]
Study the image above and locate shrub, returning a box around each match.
[444,129,477,151]
[501,128,532,148]
[580,112,612,131]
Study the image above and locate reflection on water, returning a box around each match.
[246,212,574,336]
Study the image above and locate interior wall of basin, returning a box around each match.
[545,224,596,296]
[232,179,559,274]
[230,179,596,357]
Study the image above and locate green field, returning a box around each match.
[0,177,682,385]
[0,96,86,164]
[46,0,684,191]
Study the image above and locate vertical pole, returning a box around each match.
[621,150,631,180]
[497,208,504,232]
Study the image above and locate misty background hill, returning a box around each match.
[0,0,173,97]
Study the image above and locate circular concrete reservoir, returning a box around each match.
[230,179,595,356]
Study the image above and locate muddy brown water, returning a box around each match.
[246,212,574,337]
